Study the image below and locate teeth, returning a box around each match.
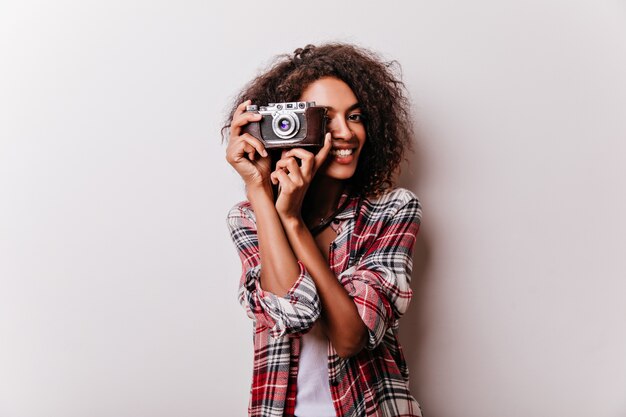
[331,148,353,157]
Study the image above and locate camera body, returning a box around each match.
[242,101,327,149]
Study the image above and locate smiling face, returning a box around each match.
[299,77,366,180]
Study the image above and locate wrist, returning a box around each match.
[246,182,273,201]
[280,214,306,233]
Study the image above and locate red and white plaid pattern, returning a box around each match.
[227,187,423,417]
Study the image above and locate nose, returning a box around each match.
[329,116,354,141]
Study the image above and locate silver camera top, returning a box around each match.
[245,101,316,113]
[261,101,316,112]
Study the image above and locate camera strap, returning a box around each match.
[309,192,355,236]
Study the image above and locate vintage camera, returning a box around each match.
[241,101,327,149]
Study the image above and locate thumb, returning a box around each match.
[314,133,333,168]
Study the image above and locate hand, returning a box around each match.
[225,100,271,190]
[270,133,333,220]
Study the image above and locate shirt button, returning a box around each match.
[333,219,340,224]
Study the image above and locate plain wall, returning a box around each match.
[1,1,625,416]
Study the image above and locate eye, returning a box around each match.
[348,113,364,122]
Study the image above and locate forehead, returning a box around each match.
[299,77,358,109]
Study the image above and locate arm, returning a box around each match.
[268,146,420,356]
[281,192,421,356]
[268,141,367,357]
[337,193,421,350]
[227,192,321,338]
[225,100,321,338]
[281,217,368,358]
[248,183,304,297]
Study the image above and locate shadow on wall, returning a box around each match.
[397,122,435,413]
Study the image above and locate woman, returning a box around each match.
[224,43,423,417]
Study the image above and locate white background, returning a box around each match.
[1,1,625,416]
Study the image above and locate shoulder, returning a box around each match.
[361,187,422,223]
[367,187,421,208]
[227,200,254,219]
[226,200,256,230]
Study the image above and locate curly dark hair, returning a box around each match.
[221,42,414,198]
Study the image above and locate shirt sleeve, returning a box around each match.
[226,202,321,339]
[338,192,421,350]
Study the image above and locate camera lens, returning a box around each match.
[272,113,299,139]
[278,118,291,131]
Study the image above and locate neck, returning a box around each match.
[304,176,347,223]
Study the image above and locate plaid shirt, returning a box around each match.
[227,187,423,417]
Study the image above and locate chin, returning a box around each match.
[319,165,357,180]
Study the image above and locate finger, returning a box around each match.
[275,157,304,185]
[240,133,268,157]
[233,99,252,119]
[284,148,315,177]
[232,141,256,163]
[272,168,294,192]
[275,157,290,169]
[270,170,283,186]
[314,132,333,169]
[231,111,263,131]
[275,156,300,171]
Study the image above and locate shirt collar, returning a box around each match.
[333,192,360,220]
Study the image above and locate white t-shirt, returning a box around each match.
[294,321,336,417]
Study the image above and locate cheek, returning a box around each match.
[356,128,366,146]
[357,135,367,151]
